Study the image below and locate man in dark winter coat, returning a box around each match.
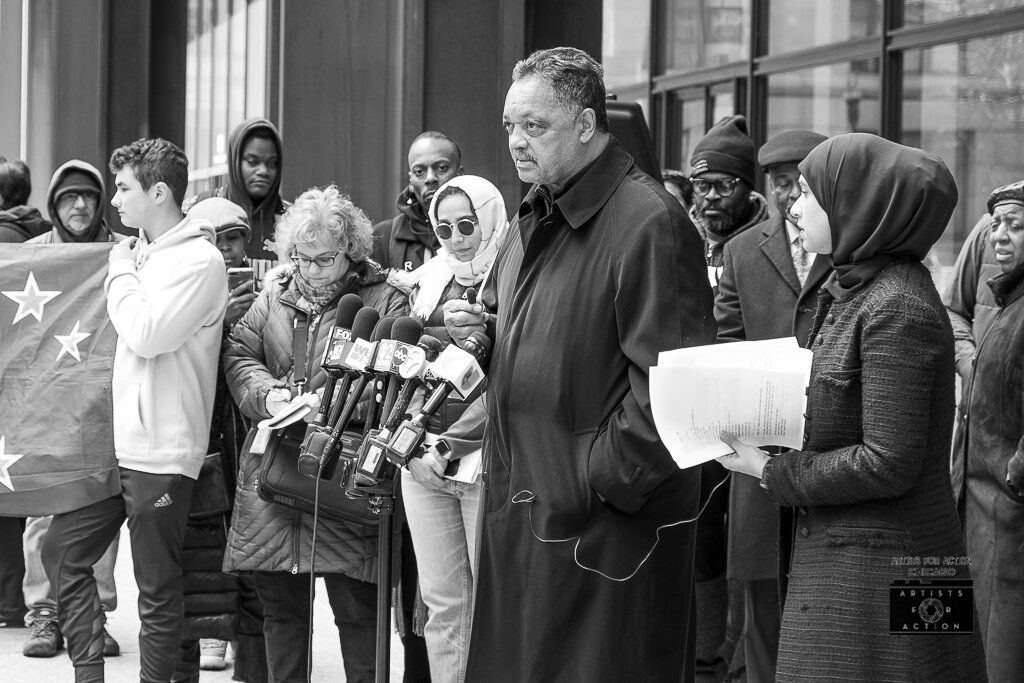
[446,47,715,682]
[713,130,830,683]
[0,156,50,242]
[21,160,125,661]
[371,131,463,289]
[687,114,769,675]
[187,118,287,284]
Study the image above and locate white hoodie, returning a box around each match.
[104,215,227,479]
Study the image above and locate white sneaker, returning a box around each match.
[199,638,228,670]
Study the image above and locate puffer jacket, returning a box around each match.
[223,265,407,580]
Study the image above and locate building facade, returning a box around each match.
[3,0,1023,270]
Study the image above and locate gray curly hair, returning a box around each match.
[274,185,373,262]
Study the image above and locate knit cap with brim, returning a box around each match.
[988,179,1024,214]
[188,196,252,238]
[690,115,757,187]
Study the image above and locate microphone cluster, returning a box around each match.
[295,295,491,500]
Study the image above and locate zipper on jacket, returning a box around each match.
[290,510,302,574]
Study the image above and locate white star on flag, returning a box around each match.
[0,435,24,491]
[54,320,92,362]
[2,272,61,324]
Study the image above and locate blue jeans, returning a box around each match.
[401,469,481,683]
[253,571,376,683]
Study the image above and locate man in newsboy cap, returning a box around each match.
[712,129,831,683]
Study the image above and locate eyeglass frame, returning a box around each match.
[56,191,100,207]
[434,217,478,240]
[689,177,741,198]
[289,249,342,269]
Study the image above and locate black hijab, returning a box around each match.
[799,133,957,294]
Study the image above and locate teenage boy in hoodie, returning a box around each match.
[21,161,125,660]
[41,138,227,683]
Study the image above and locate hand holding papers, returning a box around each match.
[650,338,812,469]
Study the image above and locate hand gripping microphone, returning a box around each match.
[383,331,491,468]
[297,306,380,478]
[311,293,363,427]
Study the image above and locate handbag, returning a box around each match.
[189,451,233,519]
[254,309,382,528]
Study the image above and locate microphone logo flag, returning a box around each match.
[0,243,120,515]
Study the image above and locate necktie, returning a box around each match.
[794,237,809,287]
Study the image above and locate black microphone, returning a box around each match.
[377,317,424,430]
[383,331,490,468]
[465,286,477,305]
[324,307,380,428]
[298,306,380,478]
[312,293,363,427]
[364,316,397,432]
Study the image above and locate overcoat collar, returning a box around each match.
[518,138,633,231]
[760,214,801,295]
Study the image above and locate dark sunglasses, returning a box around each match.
[434,218,478,240]
[690,177,740,198]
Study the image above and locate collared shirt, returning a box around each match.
[786,219,815,285]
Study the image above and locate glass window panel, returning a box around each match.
[766,60,881,143]
[709,83,734,124]
[904,0,1022,26]
[902,30,1024,277]
[246,0,267,117]
[603,0,650,90]
[658,0,750,74]
[767,0,881,54]
[228,0,247,132]
[664,90,706,170]
[212,0,230,166]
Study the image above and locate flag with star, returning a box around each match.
[0,242,120,515]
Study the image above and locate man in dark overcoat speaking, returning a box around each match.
[444,47,715,682]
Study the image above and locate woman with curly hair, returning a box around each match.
[223,185,406,682]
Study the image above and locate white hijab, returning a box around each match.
[410,175,507,320]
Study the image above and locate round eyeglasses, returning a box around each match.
[290,250,341,269]
[690,178,740,198]
[434,218,478,240]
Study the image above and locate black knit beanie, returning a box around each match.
[690,115,757,187]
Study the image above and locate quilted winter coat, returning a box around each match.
[223,267,406,580]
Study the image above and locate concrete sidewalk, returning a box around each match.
[0,525,405,681]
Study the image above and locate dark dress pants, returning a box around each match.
[254,570,376,683]
[43,469,194,683]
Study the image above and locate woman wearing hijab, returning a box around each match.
[959,180,1024,682]
[401,175,506,683]
[716,133,986,681]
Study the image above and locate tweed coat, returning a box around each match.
[761,260,986,682]
[961,266,1024,683]
[714,213,830,580]
[223,268,406,580]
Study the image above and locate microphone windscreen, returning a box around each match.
[372,315,397,342]
[392,317,424,345]
[334,293,363,328]
[466,331,492,361]
[417,334,445,361]
[465,287,477,305]
[351,307,381,341]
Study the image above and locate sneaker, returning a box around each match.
[102,627,120,657]
[23,618,63,657]
[199,638,228,670]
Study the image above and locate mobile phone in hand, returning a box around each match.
[227,266,254,292]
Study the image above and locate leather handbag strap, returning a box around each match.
[292,311,309,391]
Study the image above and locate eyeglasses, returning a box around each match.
[434,218,477,240]
[690,178,740,198]
[290,250,341,268]
[57,191,99,207]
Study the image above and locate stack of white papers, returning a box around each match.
[650,338,813,469]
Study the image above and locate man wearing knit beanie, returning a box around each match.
[688,115,769,279]
[688,114,770,679]
[41,161,115,244]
